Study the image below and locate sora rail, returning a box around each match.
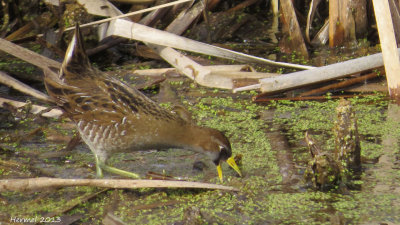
[44,24,242,181]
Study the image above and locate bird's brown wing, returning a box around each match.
[44,74,126,125]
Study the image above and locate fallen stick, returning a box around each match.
[0,97,63,118]
[0,178,239,192]
[106,18,313,70]
[0,38,61,70]
[133,67,178,76]
[0,71,52,102]
[253,93,383,102]
[258,49,400,93]
[148,44,220,87]
[233,83,261,92]
[133,65,274,79]
[299,69,383,96]
[213,71,279,79]
[133,65,252,76]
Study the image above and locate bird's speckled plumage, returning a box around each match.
[44,24,241,181]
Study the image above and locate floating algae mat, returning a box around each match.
[0,90,399,224]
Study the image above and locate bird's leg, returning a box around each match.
[100,164,141,179]
[94,154,140,179]
[94,154,104,178]
[94,156,140,179]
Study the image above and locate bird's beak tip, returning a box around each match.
[227,156,242,177]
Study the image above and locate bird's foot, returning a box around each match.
[101,164,141,179]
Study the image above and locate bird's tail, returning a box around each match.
[59,23,93,81]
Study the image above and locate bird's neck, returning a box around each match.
[164,123,211,154]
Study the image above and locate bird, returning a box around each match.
[43,24,242,182]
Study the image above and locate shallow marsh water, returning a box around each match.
[0,79,399,224]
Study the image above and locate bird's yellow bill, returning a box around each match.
[227,156,242,177]
[217,164,223,182]
[217,156,242,182]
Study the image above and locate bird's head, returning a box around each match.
[195,128,242,182]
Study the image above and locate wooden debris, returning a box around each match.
[153,0,217,87]
[334,99,361,174]
[327,0,366,47]
[134,65,251,76]
[133,65,247,76]
[234,84,261,92]
[305,0,322,44]
[212,71,278,79]
[280,0,308,58]
[329,0,356,47]
[353,0,368,38]
[70,0,284,89]
[5,12,57,41]
[271,0,278,16]
[61,0,193,32]
[133,65,277,79]
[165,1,205,35]
[257,49,396,94]
[51,0,309,90]
[389,0,400,43]
[0,97,63,119]
[311,20,329,45]
[205,65,255,72]
[373,0,400,101]
[0,71,52,102]
[106,18,313,70]
[304,132,341,190]
[305,0,330,46]
[0,177,239,192]
[299,68,384,97]
[146,171,179,180]
[253,94,381,103]
[44,0,125,17]
[304,100,361,191]
[133,44,162,59]
[139,0,172,26]
[0,38,61,71]
[148,44,223,88]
